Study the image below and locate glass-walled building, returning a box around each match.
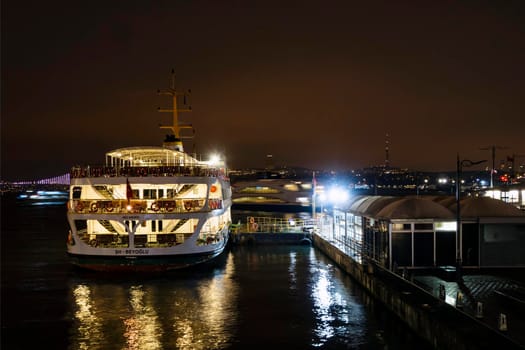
[318,195,525,270]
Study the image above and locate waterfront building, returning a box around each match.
[319,195,525,270]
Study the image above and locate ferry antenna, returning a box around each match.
[157,70,193,151]
[157,72,193,134]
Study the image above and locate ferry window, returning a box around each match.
[74,220,87,231]
[158,220,163,232]
[158,189,165,198]
[152,221,156,232]
[132,189,140,199]
[143,189,156,199]
[72,187,82,199]
[167,189,176,198]
[125,220,138,232]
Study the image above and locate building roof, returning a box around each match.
[454,197,525,218]
[375,197,455,220]
[345,195,525,221]
[348,196,396,215]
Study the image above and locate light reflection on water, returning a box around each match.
[309,249,367,348]
[69,254,239,350]
[66,246,429,349]
[73,284,104,349]
[3,197,431,349]
[124,285,162,350]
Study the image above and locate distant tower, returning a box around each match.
[266,154,274,170]
[384,133,390,169]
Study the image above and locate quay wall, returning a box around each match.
[312,234,522,350]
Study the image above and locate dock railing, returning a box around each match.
[233,216,316,234]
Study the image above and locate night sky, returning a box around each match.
[2,0,525,181]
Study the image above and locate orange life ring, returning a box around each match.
[210,185,217,193]
[184,200,193,211]
[90,203,98,213]
[106,202,114,212]
[151,202,160,212]
[166,202,175,212]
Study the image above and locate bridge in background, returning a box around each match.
[1,173,70,193]
[5,173,70,186]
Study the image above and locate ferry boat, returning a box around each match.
[231,178,313,212]
[66,73,232,272]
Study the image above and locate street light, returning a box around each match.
[456,154,486,280]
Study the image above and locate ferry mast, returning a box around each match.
[157,69,193,152]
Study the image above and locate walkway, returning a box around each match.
[412,270,525,348]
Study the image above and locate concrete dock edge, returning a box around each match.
[313,233,524,350]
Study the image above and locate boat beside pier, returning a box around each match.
[229,216,314,245]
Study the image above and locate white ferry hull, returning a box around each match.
[66,167,232,272]
[67,237,229,272]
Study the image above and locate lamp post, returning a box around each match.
[312,190,316,221]
[312,171,317,222]
[456,154,486,280]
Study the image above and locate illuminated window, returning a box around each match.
[283,184,300,191]
[435,221,456,231]
[240,186,279,194]
[392,223,411,231]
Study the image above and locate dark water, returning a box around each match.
[1,195,431,349]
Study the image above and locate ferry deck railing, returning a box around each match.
[231,216,316,234]
[70,165,226,178]
[67,198,224,214]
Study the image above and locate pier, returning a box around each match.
[311,201,525,350]
[230,212,525,349]
[313,233,525,349]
